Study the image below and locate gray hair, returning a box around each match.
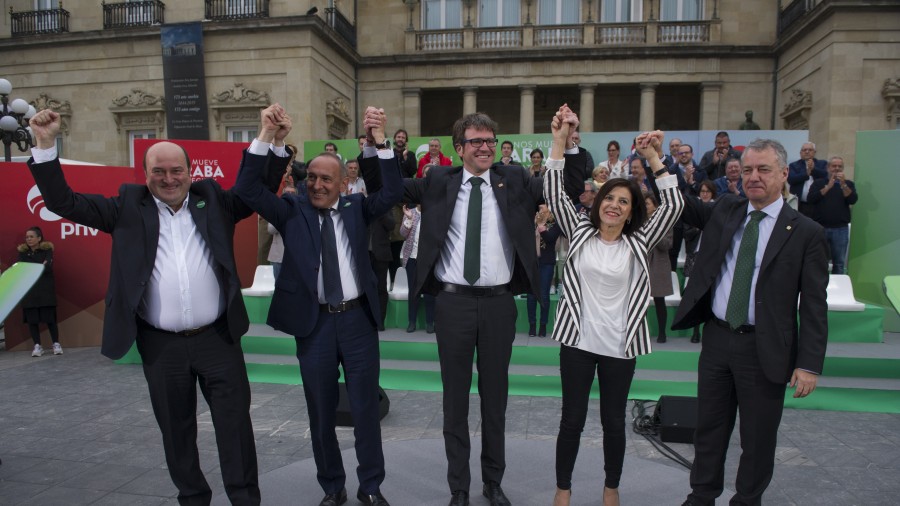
[310,152,348,177]
[584,179,599,192]
[742,139,788,169]
[828,156,844,164]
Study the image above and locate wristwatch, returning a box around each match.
[653,167,669,177]
[375,140,391,150]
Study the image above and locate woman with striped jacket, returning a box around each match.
[544,106,684,506]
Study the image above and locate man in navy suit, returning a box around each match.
[787,142,828,217]
[28,105,291,505]
[674,139,828,505]
[234,106,401,506]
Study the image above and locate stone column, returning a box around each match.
[519,85,536,134]
[639,82,659,131]
[579,84,597,132]
[699,81,723,131]
[402,88,422,136]
[462,86,478,116]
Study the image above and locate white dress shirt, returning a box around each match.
[436,169,514,286]
[712,197,784,325]
[316,204,362,304]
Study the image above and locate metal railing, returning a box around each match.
[417,29,463,51]
[658,21,710,43]
[103,0,165,29]
[474,27,522,49]
[534,25,581,47]
[595,23,646,45]
[10,7,70,37]
[779,0,819,34]
[325,7,356,49]
[204,0,268,21]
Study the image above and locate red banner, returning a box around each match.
[1,140,258,352]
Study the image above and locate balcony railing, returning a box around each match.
[103,0,165,29]
[658,21,709,43]
[204,0,269,21]
[475,27,522,49]
[595,23,646,45]
[779,0,820,34]
[417,29,463,51]
[10,7,70,37]
[325,7,356,49]
[534,25,582,47]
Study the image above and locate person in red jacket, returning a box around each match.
[417,137,452,177]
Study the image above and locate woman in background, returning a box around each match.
[528,148,545,177]
[18,226,62,357]
[644,192,674,343]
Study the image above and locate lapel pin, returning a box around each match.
[343,202,351,208]
[497,183,504,188]
[196,200,206,209]
[786,225,792,230]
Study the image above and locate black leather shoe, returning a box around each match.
[319,488,347,506]
[357,489,390,506]
[691,331,701,343]
[448,490,469,506]
[528,324,536,336]
[406,322,416,333]
[538,324,547,337]
[482,482,511,506]
[426,322,435,334]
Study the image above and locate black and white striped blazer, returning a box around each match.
[543,158,684,358]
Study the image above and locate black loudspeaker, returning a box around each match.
[336,384,390,427]
[654,395,698,444]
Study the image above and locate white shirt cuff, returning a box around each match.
[545,158,565,170]
[31,146,58,164]
[362,146,378,158]
[565,147,579,155]
[249,139,271,156]
[377,149,395,160]
[655,174,678,190]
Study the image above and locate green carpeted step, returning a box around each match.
[243,363,900,414]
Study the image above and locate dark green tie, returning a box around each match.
[725,210,766,329]
[464,177,484,285]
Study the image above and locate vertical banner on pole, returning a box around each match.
[161,23,210,140]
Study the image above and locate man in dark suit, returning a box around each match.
[234,106,400,506]
[673,139,829,506]
[27,105,291,505]
[399,113,574,506]
[369,211,395,331]
[787,142,828,217]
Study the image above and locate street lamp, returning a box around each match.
[0,78,36,162]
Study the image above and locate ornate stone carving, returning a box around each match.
[109,89,166,134]
[211,82,271,104]
[780,89,812,130]
[111,89,165,108]
[881,78,900,127]
[326,96,352,140]
[209,83,271,132]
[30,93,73,134]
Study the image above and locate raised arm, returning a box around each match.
[360,106,404,220]
[633,130,684,250]
[543,105,583,239]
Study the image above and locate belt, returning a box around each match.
[712,317,755,335]
[138,317,219,337]
[320,297,364,313]
[441,282,511,297]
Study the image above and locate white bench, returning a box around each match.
[388,268,409,301]
[241,265,275,297]
[826,274,865,312]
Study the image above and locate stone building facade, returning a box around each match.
[0,0,897,174]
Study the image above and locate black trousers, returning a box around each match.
[687,322,787,506]
[136,320,259,506]
[435,289,517,493]
[555,345,636,490]
[369,252,390,326]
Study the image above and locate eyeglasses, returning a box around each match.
[461,138,498,148]
[678,151,692,156]
[699,189,712,193]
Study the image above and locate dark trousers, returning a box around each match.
[369,252,389,326]
[669,219,684,271]
[526,264,555,326]
[405,258,435,325]
[296,304,385,496]
[136,321,259,506]
[556,345,636,490]
[435,289,517,493]
[687,322,787,506]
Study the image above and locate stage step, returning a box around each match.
[238,324,900,414]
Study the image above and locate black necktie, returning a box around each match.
[464,177,483,285]
[320,208,343,306]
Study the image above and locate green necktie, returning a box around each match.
[464,177,484,285]
[725,210,766,329]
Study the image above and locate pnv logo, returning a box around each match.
[27,185,100,239]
